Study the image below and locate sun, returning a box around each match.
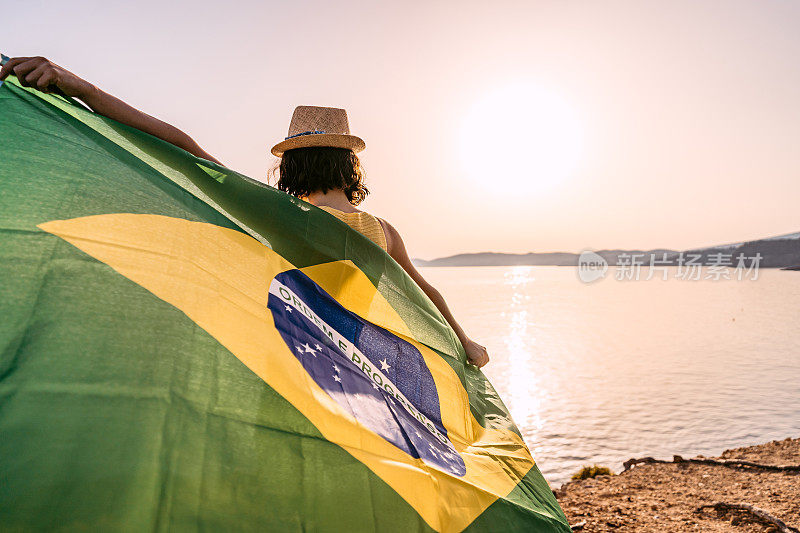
[457,82,584,196]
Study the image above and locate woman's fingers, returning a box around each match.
[25,62,50,87]
[0,57,31,80]
[12,58,43,87]
[475,343,489,368]
[1,57,70,95]
[478,345,489,367]
[36,69,58,92]
[0,57,56,90]
[465,341,490,368]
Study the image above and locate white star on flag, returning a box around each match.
[295,346,304,353]
[302,343,317,356]
[333,375,342,383]
[333,364,340,373]
[315,343,322,350]
[284,305,292,313]
[379,359,390,371]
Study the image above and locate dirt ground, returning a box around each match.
[555,437,800,532]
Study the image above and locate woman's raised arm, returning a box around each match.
[0,56,222,165]
[380,219,490,368]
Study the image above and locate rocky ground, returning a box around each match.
[556,437,800,532]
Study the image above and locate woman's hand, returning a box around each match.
[0,55,221,165]
[463,338,490,368]
[0,56,92,97]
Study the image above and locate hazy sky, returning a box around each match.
[5,0,799,258]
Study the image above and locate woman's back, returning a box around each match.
[317,205,387,251]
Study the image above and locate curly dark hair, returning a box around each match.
[273,147,369,205]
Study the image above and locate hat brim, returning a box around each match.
[271,133,366,157]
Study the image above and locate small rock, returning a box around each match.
[731,515,741,526]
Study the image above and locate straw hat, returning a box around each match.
[271,106,366,157]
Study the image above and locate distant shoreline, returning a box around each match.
[414,230,800,269]
[415,261,800,269]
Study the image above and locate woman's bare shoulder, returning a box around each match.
[375,217,410,263]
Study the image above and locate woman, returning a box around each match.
[0,56,489,368]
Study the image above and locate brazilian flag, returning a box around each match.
[0,61,570,532]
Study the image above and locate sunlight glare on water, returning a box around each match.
[501,267,544,449]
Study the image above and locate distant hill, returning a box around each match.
[413,231,800,268]
[681,231,800,268]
